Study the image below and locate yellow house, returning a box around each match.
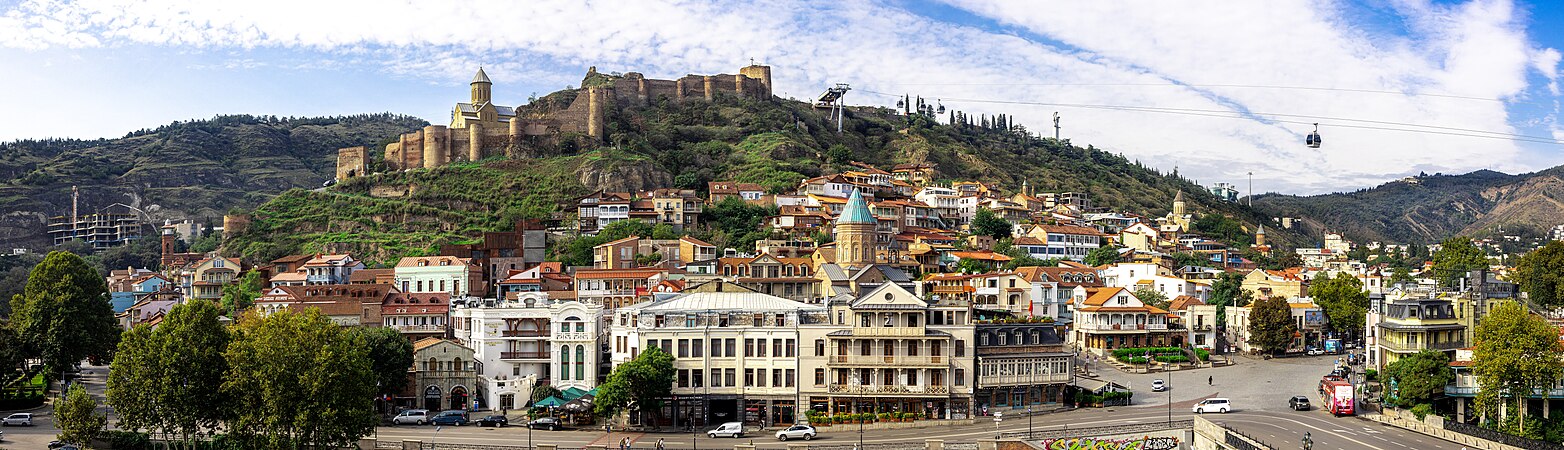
[1241,268,1307,299]
[1372,297,1466,368]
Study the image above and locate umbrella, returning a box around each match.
[561,387,589,401]
[534,396,565,408]
[562,395,595,413]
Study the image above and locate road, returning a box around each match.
[0,356,1466,450]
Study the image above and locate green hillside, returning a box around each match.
[226,91,1298,265]
[1254,167,1564,244]
[0,113,428,249]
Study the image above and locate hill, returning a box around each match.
[1252,167,1564,244]
[225,89,1299,265]
[0,114,429,249]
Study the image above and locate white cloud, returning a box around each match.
[0,0,1558,194]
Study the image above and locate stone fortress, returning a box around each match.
[336,64,774,180]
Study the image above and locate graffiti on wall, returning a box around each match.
[1039,436,1179,450]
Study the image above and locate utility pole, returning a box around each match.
[1052,112,1061,140]
[1247,172,1253,207]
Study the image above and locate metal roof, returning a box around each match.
[837,189,876,224]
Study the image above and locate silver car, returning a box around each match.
[391,409,429,425]
[775,424,816,441]
[1,413,31,426]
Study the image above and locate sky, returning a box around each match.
[2,0,1563,195]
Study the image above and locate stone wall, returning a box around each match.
[335,146,367,180]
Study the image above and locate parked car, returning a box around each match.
[1289,396,1312,411]
[708,421,745,438]
[2,413,32,426]
[429,410,469,426]
[527,417,562,431]
[1192,398,1231,414]
[476,415,508,427]
[1151,379,1166,392]
[48,442,81,450]
[775,424,816,441]
[1305,347,1324,356]
[392,409,429,425]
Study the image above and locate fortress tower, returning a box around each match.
[834,189,877,268]
[471,67,492,105]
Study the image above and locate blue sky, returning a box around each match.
[2,0,1562,195]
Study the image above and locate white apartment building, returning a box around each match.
[450,292,604,411]
[612,282,823,428]
[1100,262,1207,301]
[395,255,481,297]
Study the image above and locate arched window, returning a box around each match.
[426,358,437,371]
[575,345,586,380]
[452,357,463,372]
[560,346,571,380]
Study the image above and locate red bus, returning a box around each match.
[1319,377,1354,416]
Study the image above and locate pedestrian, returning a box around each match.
[1208,375,1212,386]
[656,438,665,450]
[621,437,630,450]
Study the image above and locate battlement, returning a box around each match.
[337,64,774,179]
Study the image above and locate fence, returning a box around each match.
[1223,429,1270,450]
[795,443,924,450]
[996,419,1192,441]
[1444,421,1564,450]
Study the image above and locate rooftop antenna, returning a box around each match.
[1052,112,1061,140]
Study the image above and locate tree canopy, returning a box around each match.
[108,300,232,445]
[970,208,1012,239]
[1083,245,1120,266]
[1473,301,1563,433]
[1207,271,1251,326]
[221,269,264,316]
[223,309,377,448]
[351,326,415,399]
[1384,350,1453,407]
[54,383,106,446]
[9,251,119,379]
[594,346,676,421]
[1514,241,1564,308]
[1432,236,1487,287]
[1248,296,1297,355]
[1311,272,1368,338]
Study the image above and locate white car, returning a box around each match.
[1192,398,1231,414]
[1151,379,1166,392]
[391,409,429,425]
[707,421,745,438]
[1,413,31,426]
[775,424,816,441]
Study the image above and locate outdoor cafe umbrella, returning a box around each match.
[534,396,566,408]
[562,395,595,414]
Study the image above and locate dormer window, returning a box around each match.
[1117,296,1128,305]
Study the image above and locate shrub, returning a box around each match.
[1129,356,1149,364]
[1194,349,1211,361]
[103,430,151,450]
[1411,403,1434,421]
[1364,368,1378,382]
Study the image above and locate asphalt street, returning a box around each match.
[0,356,1469,450]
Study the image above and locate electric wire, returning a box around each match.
[859,89,1564,146]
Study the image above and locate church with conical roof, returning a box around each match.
[834,189,878,268]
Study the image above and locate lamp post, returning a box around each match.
[1166,374,1172,424]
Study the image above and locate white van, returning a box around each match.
[1192,398,1231,414]
[707,421,745,438]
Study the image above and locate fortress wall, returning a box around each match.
[385,141,404,171]
[335,146,367,180]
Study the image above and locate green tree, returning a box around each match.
[1390,266,1414,287]
[650,223,681,240]
[1170,252,1212,269]
[1432,236,1487,287]
[594,347,675,422]
[1473,301,1563,433]
[1133,287,1169,310]
[187,234,222,254]
[970,208,1012,239]
[108,300,232,446]
[1383,350,1453,406]
[826,144,852,164]
[634,253,664,267]
[54,383,106,446]
[10,251,120,380]
[1083,246,1120,266]
[1311,272,1369,339]
[0,324,22,383]
[1207,271,1251,325]
[221,269,264,315]
[224,309,377,449]
[1514,241,1564,307]
[1248,296,1297,355]
[350,326,415,401]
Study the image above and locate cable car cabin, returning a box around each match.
[1306,123,1322,148]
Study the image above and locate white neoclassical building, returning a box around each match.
[450,292,603,411]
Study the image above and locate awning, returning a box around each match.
[533,396,565,407]
[561,387,590,400]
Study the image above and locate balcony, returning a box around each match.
[828,355,947,366]
[979,373,1071,386]
[850,326,925,337]
[555,332,594,341]
[827,384,949,395]
[578,289,638,297]
[502,330,549,337]
[1076,323,1168,333]
[391,324,447,333]
[1191,324,1213,331]
[501,351,549,360]
[1380,339,1466,353]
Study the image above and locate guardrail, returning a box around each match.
[997,419,1192,440]
[1445,420,1564,450]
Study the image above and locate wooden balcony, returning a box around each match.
[501,351,549,360]
[503,330,549,337]
[828,355,947,366]
[827,384,949,395]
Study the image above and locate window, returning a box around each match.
[980,334,989,346]
[908,341,919,357]
[711,339,723,357]
[786,369,796,387]
[907,370,918,386]
[678,339,689,358]
[758,339,769,357]
[955,368,965,386]
[882,369,894,385]
[815,339,826,357]
[773,369,783,387]
[560,347,570,381]
[955,340,966,357]
[786,339,796,357]
[745,339,755,357]
[859,341,871,356]
[773,339,783,357]
[725,368,735,387]
[692,340,703,357]
[678,370,690,388]
[692,369,704,388]
[575,345,585,380]
[815,368,826,386]
[576,322,585,332]
[745,369,755,387]
[726,339,736,357]
[711,369,723,387]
